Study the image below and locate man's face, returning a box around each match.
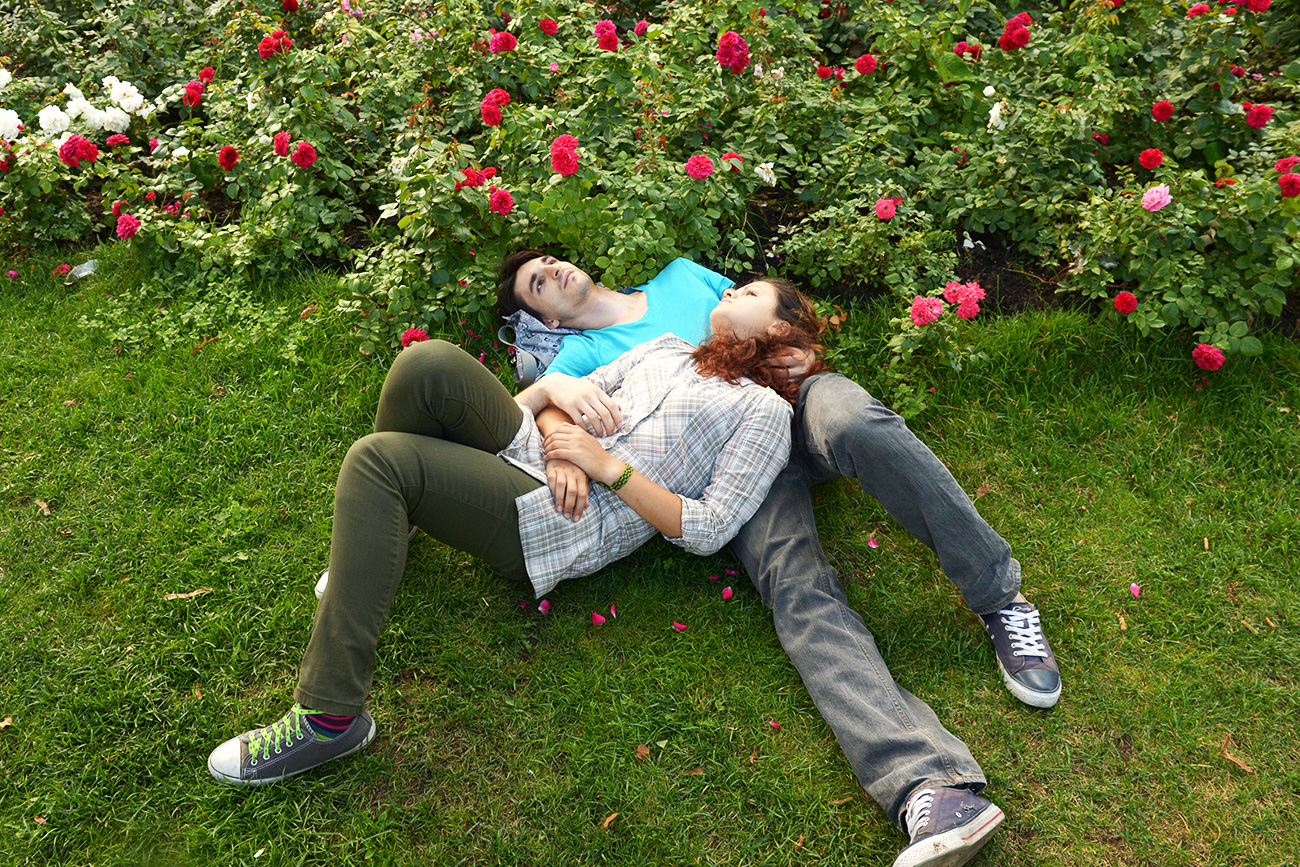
[512,255,596,327]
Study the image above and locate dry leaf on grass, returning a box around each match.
[974,483,990,499]
[163,587,212,601]
[794,834,804,850]
[600,813,618,830]
[1241,619,1257,634]
[1221,735,1254,773]
[300,302,318,318]
[0,717,13,729]
[831,796,853,806]
[1266,617,1277,629]
[635,744,649,761]
[35,500,51,515]
[748,744,759,765]
[684,767,703,776]
[1118,613,1127,631]
[62,399,77,407]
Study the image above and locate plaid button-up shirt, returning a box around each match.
[501,335,793,597]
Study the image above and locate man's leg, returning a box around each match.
[730,462,986,831]
[793,372,1059,707]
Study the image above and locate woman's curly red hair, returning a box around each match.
[692,278,828,403]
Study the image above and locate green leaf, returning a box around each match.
[1239,336,1263,356]
[932,49,977,83]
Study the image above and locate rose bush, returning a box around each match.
[0,0,1295,368]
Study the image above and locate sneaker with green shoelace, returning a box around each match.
[207,704,376,786]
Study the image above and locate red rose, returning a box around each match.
[1213,178,1237,188]
[258,36,278,59]
[1192,343,1225,371]
[550,134,579,154]
[635,20,649,36]
[274,131,290,156]
[59,134,92,168]
[106,134,130,146]
[199,66,215,83]
[1139,148,1164,170]
[1275,156,1300,173]
[685,154,714,179]
[484,88,510,107]
[967,44,983,59]
[721,151,742,170]
[539,18,558,35]
[460,167,485,188]
[482,167,497,179]
[290,141,317,168]
[283,0,298,11]
[598,32,618,51]
[594,20,615,37]
[816,65,832,79]
[717,31,750,72]
[218,145,239,171]
[146,192,155,201]
[53,263,72,276]
[855,53,878,75]
[116,213,141,240]
[489,31,517,53]
[551,148,579,176]
[1006,12,1033,28]
[1113,291,1137,314]
[1279,173,1300,198]
[1092,131,1110,145]
[1244,104,1273,129]
[149,138,158,153]
[954,41,969,56]
[1007,26,1031,49]
[182,81,204,107]
[112,200,127,218]
[1245,0,1270,10]
[400,328,428,347]
[488,187,514,215]
[1151,100,1174,122]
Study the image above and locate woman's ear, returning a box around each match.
[768,320,791,339]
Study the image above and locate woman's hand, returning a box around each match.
[546,457,590,521]
[543,423,623,485]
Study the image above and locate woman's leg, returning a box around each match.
[296,431,543,715]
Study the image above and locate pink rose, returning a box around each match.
[910,296,944,327]
[400,328,429,347]
[116,213,141,240]
[488,187,514,215]
[874,197,898,220]
[1141,184,1172,212]
[273,131,290,157]
[1192,342,1225,370]
[685,154,714,179]
[290,141,317,168]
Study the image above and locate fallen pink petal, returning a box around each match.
[722,586,734,600]
[672,621,688,631]
[868,537,879,548]
[592,612,606,626]
[1130,583,1141,598]
[519,600,527,610]
[769,720,782,729]
[725,569,738,575]
[709,574,720,581]
[609,603,617,617]
[539,599,551,615]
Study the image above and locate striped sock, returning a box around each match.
[304,711,355,740]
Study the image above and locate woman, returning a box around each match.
[207,278,826,786]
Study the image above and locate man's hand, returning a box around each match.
[761,345,817,385]
[546,458,590,521]
[521,373,623,436]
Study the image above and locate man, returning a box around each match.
[499,250,1061,867]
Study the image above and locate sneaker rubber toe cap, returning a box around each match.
[207,736,246,784]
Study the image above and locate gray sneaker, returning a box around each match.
[979,601,1061,708]
[315,524,419,599]
[207,704,376,786]
[894,786,1004,867]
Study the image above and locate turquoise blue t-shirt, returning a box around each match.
[543,258,732,378]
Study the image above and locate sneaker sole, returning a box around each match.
[892,803,1005,867]
[996,657,1061,708]
[207,715,378,786]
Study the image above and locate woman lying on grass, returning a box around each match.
[207,279,824,785]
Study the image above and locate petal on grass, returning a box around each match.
[1130,583,1141,598]
[592,612,606,626]
[610,603,617,617]
[722,586,734,600]
[768,720,782,729]
[539,599,551,615]
[672,621,688,631]
[708,574,720,580]
[868,537,879,549]
[725,569,738,575]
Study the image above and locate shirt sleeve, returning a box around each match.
[542,337,602,379]
[673,258,732,301]
[668,394,792,556]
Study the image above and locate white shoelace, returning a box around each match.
[904,788,935,835]
[998,607,1047,658]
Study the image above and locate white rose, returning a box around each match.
[771,67,785,81]
[38,105,71,136]
[82,106,106,131]
[65,97,89,120]
[983,85,996,98]
[102,106,130,132]
[63,82,85,101]
[648,52,660,63]
[0,68,12,91]
[118,93,145,114]
[172,146,189,159]
[755,162,777,186]
[987,100,1006,131]
[0,108,22,140]
[102,75,120,89]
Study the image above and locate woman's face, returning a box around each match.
[710,280,782,340]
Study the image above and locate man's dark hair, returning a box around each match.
[497,249,546,320]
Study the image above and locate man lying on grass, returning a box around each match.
[490,251,1061,867]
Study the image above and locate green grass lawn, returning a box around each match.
[1,249,1297,867]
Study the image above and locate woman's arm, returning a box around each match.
[542,423,683,538]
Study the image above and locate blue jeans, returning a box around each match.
[728,372,1021,830]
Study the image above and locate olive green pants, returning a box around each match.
[295,340,544,715]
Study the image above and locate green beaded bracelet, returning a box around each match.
[601,463,634,492]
